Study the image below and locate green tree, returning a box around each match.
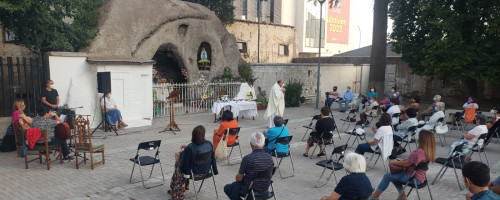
[389,0,500,85]
[183,0,235,24]
[0,0,105,54]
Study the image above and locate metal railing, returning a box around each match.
[153,81,241,117]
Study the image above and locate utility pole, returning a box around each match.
[316,0,326,109]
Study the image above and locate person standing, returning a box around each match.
[41,80,59,111]
[265,79,286,128]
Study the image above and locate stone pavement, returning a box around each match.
[1,104,499,200]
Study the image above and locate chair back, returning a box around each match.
[12,120,23,144]
[73,115,91,148]
[351,193,372,200]
[415,161,430,171]
[348,109,357,114]
[392,113,401,119]
[137,140,162,151]
[284,119,289,126]
[331,144,347,155]
[313,115,322,120]
[450,143,465,157]
[408,126,417,133]
[226,127,241,136]
[252,167,275,182]
[275,136,293,145]
[194,151,213,164]
[437,117,445,124]
[473,133,488,148]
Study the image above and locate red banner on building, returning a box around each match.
[327,0,350,44]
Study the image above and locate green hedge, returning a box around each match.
[285,79,304,107]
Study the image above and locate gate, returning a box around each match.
[0,56,49,117]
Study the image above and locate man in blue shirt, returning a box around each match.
[463,161,500,200]
[224,132,274,200]
[337,86,353,112]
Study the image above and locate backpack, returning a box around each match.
[464,107,476,123]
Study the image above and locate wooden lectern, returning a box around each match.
[160,90,181,134]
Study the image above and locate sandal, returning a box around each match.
[317,152,326,157]
[303,153,308,157]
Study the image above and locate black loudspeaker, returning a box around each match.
[97,72,111,93]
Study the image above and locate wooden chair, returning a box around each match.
[73,115,105,169]
[20,128,63,170]
[12,121,22,157]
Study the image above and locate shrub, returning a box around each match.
[238,62,257,84]
[285,79,304,107]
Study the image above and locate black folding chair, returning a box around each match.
[315,144,347,187]
[244,167,277,200]
[397,161,433,200]
[446,111,464,135]
[368,135,393,172]
[340,109,358,132]
[391,113,401,128]
[432,143,466,190]
[309,130,335,159]
[186,151,218,200]
[272,136,294,179]
[226,127,243,166]
[284,119,289,126]
[399,126,418,153]
[469,132,489,166]
[344,121,367,148]
[352,193,372,200]
[302,115,321,141]
[366,106,379,125]
[129,140,164,189]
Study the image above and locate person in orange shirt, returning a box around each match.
[213,110,238,150]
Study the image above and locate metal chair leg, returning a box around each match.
[129,162,136,183]
[432,162,448,185]
[212,170,218,199]
[451,159,464,190]
[483,151,490,166]
[414,179,421,200]
[227,146,235,165]
[427,179,434,200]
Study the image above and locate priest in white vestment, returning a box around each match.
[265,79,286,128]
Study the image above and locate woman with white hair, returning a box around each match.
[320,152,373,200]
[416,102,446,138]
[418,94,442,121]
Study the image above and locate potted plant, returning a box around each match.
[255,86,268,110]
[153,90,166,116]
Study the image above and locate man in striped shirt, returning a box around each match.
[224,132,274,200]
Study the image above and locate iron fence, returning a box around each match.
[0,56,48,117]
[153,81,241,117]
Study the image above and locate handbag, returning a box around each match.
[55,122,71,140]
[435,123,449,134]
[214,130,228,160]
[464,107,476,123]
[389,162,405,174]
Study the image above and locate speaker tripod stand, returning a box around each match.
[92,95,118,136]
[159,90,180,134]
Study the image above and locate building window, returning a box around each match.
[305,5,325,48]
[270,0,275,23]
[279,44,289,56]
[242,0,248,20]
[3,27,15,42]
[238,42,247,53]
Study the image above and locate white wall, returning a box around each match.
[48,52,153,128]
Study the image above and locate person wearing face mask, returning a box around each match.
[462,97,479,123]
[415,102,445,139]
[364,96,379,117]
[379,86,401,106]
[490,107,499,124]
[358,86,379,110]
[326,86,339,108]
[41,80,59,111]
[337,86,353,112]
[418,94,441,121]
[101,92,128,131]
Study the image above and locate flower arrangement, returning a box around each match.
[246,91,253,99]
[202,88,213,100]
[181,69,189,80]
[198,59,211,67]
[153,67,168,83]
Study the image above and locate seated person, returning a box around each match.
[337,86,353,112]
[445,114,488,158]
[418,94,441,121]
[264,115,290,156]
[416,102,446,138]
[12,99,32,129]
[363,96,379,117]
[491,176,500,196]
[303,106,335,157]
[380,86,401,105]
[401,96,420,121]
[355,113,393,155]
[31,107,73,160]
[224,132,274,200]
[463,96,479,123]
[463,161,500,200]
[393,108,419,148]
[326,86,339,108]
[357,86,379,109]
[169,125,218,199]
[370,130,436,200]
[320,152,373,200]
[213,110,238,150]
[101,92,128,131]
[386,98,401,126]
[492,106,500,124]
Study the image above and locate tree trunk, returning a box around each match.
[369,0,389,95]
